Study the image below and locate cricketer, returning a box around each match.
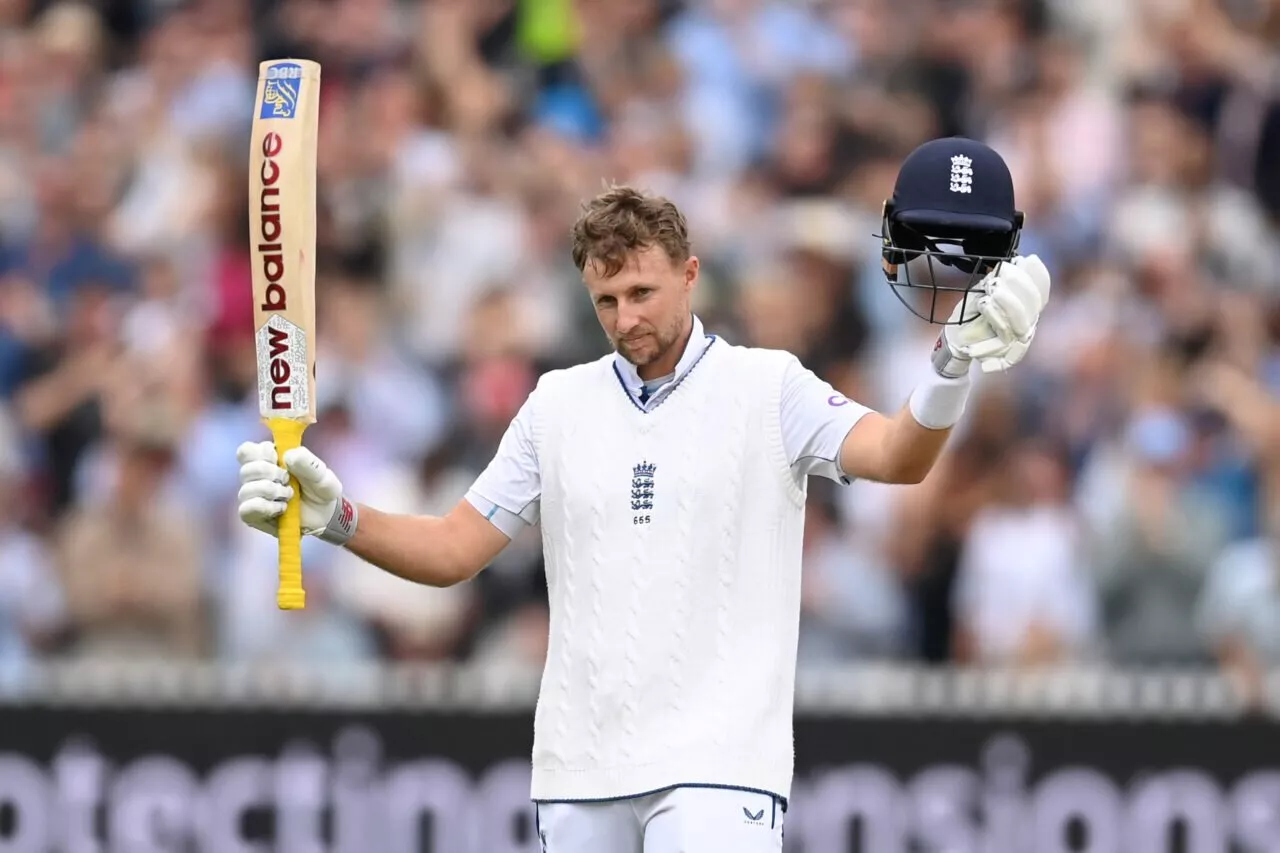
[236,136,1050,851]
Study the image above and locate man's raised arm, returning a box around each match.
[343,498,512,587]
[840,255,1051,485]
[236,383,545,589]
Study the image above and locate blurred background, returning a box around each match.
[2,0,1280,849]
[2,0,1280,693]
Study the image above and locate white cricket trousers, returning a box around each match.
[535,786,785,853]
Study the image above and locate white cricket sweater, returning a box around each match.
[526,339,807,804]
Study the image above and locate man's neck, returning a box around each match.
[638,317,694,382]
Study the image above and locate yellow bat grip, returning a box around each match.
[267,417,308,610]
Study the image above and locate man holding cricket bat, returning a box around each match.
[237,137,1050,851]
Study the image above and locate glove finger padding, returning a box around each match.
[236,440,277,466]
[963,333,1013,361]
[238,496,285,537]
[283,447,343,502]
[982,264,1042,342]
[1011,254,1051,305]
[240,494,287,518]
[977,337,1031,373]
[239,459,288,486]
[238,479,293,504]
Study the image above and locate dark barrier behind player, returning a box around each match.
[0,687,1277,853]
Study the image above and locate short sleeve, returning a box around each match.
[465,387,542,536]
[779,356,873,483]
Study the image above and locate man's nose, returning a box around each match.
[616,304,642,335]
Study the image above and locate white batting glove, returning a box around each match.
[931,254,1051,377]
[235,441,358,545]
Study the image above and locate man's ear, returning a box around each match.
[685,256,699,289]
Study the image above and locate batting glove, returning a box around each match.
[931,254,1051,377]
[235,441,358,545]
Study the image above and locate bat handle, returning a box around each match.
[267,417,308,611]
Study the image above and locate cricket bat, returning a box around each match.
[249,58,321,610]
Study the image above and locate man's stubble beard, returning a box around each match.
[614,312,687,367]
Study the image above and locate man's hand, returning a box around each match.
[236,441,358,545]
[932,255,1051,377]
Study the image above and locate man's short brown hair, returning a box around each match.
[570,185,691,277]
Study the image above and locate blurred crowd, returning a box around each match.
[1,0,1279,698]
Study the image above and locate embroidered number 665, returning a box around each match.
[633,516,651,525]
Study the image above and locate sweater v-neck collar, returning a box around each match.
[611,314,716,413]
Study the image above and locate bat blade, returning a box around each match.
[249,58,321,611]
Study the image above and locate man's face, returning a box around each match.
[584,245,697,371]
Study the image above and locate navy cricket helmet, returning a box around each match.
[878,137,1024,324]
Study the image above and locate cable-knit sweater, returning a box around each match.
[526,340,806,803]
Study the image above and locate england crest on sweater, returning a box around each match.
[630,460,655,525]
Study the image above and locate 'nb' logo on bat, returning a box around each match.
[631,460,655,524]
[260,62,303,119]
